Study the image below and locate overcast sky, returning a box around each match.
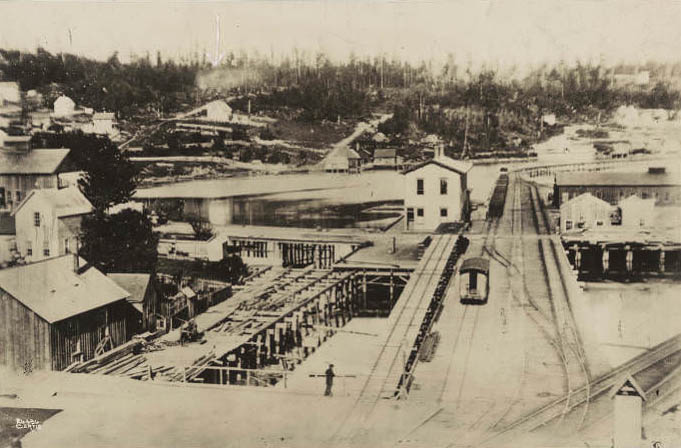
[1,1,681,67]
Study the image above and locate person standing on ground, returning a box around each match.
[325,364,335,396]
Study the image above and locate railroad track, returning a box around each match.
[476,177,598,444]
[525,178,591,423]
[485,332,681,443]
[331,234,458,443]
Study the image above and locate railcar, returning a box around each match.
[459,257,490,304]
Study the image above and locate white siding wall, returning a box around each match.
[15,197,83,262]
[16,196,59,262]
[404,164,463,231]
[559,196,613,233]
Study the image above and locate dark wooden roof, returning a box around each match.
[460,257,490,274]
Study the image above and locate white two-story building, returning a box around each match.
[403,147,472,231]
[13,186,93,262]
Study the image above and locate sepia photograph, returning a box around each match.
[0,1,680,447]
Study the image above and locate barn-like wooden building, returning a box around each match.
[0,254,139,371]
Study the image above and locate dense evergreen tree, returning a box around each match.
[34,132,138,210]
[80,209,158,274]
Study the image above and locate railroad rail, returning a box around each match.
[332,233,462,443]
[484,332,681,444]
[479,176,681,445]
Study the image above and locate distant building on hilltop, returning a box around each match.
[403,146,472,231]
[92,112,116,135]
[373,148,401,169]
[0,81,20,104]
[205,100,233,122]
[181,99,233,123]
[53,95,76,117]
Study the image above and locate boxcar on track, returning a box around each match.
[459,257,490,304]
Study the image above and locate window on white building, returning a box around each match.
[440,208,448,217]
[565,220,573,230]
[15,191,21,204]
[440,178,448,195]
[416,179,424,195]
[43,240,50,257]
[417,208,424,217]
[64,238,70,254]
[34,212,41,227]
[0,188,5,209]
[26,241,32,256]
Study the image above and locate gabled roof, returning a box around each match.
[374,148,397,158]
[403,156,473,175]
[618,194,656,207]
[610,374,647,401]
[0,148,70,175]
[325,145,361,161]
[0,255,130,323]
[107,273,151,313]
[12,186,93,218]
[560,192,612,208]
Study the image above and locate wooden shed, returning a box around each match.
[0,254,138,372]
[107,273,159,332]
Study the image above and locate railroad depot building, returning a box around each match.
[0,255,138,371]
[403,147,472,231]
[552,167,681,207]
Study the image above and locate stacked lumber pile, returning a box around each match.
[64,334,176,381]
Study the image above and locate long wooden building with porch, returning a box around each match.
[0,254,139,371]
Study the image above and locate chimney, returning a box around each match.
[435,144,444,159]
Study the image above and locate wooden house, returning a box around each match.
[403,147,472,231]
[107,273,160,332]
[0,255,138,371]
[323,146,361,173]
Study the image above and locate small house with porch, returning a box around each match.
[323,146,361,173]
